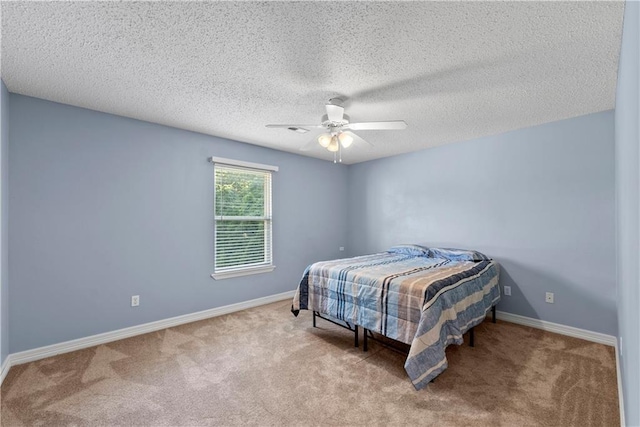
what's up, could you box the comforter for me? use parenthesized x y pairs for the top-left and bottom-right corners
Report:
(292, 245), (500, 389)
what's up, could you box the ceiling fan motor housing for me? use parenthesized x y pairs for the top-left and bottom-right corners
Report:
(322, 114), (350, 128)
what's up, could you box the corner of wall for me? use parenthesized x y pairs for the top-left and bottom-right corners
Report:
(0, 79), (10, 370)
(613, 1), (640, 425)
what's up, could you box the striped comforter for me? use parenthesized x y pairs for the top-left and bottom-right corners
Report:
(292, 246), (500, 390)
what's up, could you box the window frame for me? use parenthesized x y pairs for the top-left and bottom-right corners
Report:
(209, 157), (277, 280)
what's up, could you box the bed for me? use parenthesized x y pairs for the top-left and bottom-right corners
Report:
(291, 244), (501, 390)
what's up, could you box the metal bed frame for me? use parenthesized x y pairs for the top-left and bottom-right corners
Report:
(312, 311), (360, 347)
(312, 305), (497, 352)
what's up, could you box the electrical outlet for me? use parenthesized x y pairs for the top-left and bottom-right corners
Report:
(339, 247), (345, 251)
(503, 286), (511, 296)
(131, 295), (140, 307)
(545, 292), (554, 304)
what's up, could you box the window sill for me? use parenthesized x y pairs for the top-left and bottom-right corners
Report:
(211, 265), (276, 280)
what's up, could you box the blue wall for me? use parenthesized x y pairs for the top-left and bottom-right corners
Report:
(0, 81), (8, 366)
(614, 1), (640, 425)
(347, 111), (617, 336)
(8, 94), (349, 353)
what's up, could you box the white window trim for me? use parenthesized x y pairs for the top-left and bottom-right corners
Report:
(208, 157), (279, 172)
(210, 157), (277, 280)
(211, 265), (276, 280)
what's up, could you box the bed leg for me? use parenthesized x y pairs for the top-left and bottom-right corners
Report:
(363, 328), (368, 352)
(355, 325), (359, 348)
(492, 306), (496, 324)
(469, 327), (475, 347)
(313, 311), (316, 328)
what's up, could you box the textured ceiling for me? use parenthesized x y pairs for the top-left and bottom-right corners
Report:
(0, 1), (624, 164)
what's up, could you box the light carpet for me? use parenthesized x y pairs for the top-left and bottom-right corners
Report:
(0, 300), (619, 426)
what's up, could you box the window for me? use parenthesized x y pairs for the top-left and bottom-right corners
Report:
(210, 157), (277, 279)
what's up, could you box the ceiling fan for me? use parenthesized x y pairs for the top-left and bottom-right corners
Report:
(266, 98), (407, 163)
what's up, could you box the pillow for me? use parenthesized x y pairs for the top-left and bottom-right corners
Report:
(387, 244), (432, 257)
(428, 247), (490, 262)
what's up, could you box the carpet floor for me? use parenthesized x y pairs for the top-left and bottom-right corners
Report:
(1, 300), (619, 426)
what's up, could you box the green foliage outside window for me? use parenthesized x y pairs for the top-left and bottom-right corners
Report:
(215, 168), (265, 217)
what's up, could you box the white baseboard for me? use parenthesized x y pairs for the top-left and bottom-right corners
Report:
(0, 355), (10, 386)
(615, 340), (625, 427)
(494, 310), (617, 346)
(0, 290), (295, 386)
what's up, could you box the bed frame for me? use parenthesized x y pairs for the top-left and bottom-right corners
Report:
(312, 305), (497, 352)
(312, 311), (360, 347)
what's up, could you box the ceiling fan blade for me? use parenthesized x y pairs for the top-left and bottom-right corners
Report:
(266, 124), (324, 129)
(348, 120), (407, 130)
(343, 131), (374, 148)
(325, 104), (344, 122)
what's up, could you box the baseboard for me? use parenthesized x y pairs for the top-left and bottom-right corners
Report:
(493, 310), (617, 346)
(615, 340), (625, 427)
(1, 290), (296, 386)
(0, 355), (10, 386)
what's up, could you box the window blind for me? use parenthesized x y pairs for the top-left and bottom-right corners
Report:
(214, 163), (273, 274)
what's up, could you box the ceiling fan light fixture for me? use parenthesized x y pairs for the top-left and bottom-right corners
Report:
(327, 136), (340, 152)
(317, 133), (332, 148)
(338, 132), (353, 148)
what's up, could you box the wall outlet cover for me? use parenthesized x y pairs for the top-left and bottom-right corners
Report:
(131, 295), (140, 307)
(503, 285), (511, 296)
(545, 292), (554, 304)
